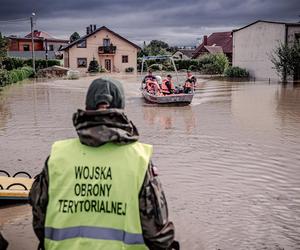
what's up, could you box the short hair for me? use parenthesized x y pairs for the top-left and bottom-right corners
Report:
(148, 69), (153, 73)
(167, 74), (172, 78)
(187, 70), (191, 73)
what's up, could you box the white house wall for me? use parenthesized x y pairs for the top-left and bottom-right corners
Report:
(233, 22), (285, 81)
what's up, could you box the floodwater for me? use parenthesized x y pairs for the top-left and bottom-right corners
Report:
(0, 74), (300, 250)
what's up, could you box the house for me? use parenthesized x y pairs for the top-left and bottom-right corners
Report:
(232, 20), (300, 81)
(60, 25), (140, 73)
(8, 30), (69, 59)
(172, 49), (195, 60)
(192, 32), (233, 62)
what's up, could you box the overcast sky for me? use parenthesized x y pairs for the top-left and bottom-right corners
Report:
(0, 0), (299, 46)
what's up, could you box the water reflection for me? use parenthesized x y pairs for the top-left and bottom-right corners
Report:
(143, 105), (196, 133)
(0, 90), (11, 133)
(275, 84), (300, 125)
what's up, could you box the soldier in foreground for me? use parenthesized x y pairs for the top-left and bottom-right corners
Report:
(29, 77), (178, 250)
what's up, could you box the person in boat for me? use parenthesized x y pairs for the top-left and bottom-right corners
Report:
(29, 77), (177, 250)
(144, 69), (162, 95)
(183, 70), (197, 94)
(161, 75), (175, 95)
(142, 69), (157, 84)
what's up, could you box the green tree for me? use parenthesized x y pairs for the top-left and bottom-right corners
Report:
(271, 41), (300, 81)
(0, 32), (8, 68)
(69, 32), (80, 43)
(88, 57), (100, 73)
(140, 40), (170, 57)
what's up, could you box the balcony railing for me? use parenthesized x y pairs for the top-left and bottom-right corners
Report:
(98, 46), (116, 54)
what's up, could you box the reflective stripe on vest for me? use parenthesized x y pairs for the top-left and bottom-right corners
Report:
(45, 139), (152, 250)
(45, 226), (144, 244)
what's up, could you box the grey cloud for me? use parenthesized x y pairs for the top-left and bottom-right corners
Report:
(0, 0), (299, 46)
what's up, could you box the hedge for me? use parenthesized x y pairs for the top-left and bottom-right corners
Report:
(1, 57), (60, 71)
(224, 66), (249, 78)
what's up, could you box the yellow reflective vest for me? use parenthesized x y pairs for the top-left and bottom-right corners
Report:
(45, 138), (152, 250)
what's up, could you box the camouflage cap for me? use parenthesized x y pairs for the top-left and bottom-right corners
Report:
(85, 77), (125, 110)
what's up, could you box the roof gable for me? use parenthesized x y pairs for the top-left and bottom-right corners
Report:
(232, 20), (300, 33)
(204, 45), (223, 54)
(61, 26), (140, 50)
(192, 31), (232, 58)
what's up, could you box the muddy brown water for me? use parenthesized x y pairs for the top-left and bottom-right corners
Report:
(0, 75), (300, 250)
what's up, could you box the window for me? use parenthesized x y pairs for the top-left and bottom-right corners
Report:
(103, 38), (110, 47)
(122, 55), (128, 63)
(23, 44), (30, 51)
(48, 45), (54, 51)
(77, 58), (87, 68)
(77, 39), (86, 48)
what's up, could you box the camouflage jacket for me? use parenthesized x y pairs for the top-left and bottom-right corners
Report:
(29, 109), (175, 250)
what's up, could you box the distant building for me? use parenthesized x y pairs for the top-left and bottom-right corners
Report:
(172, 49), (195, 60)
(233, 20), (300, 81)
(60, 25), (140, 73)
(192, 32), (233, 62)
(8, 30), (69, 59)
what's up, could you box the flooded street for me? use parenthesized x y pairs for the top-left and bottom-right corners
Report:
(1, 75), (300, 249)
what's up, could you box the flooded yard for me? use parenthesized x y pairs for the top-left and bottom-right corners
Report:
(0, 74), (300, 249)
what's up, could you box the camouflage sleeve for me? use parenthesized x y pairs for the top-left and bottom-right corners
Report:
(28, 157), (49, 250)
(139, 161), (175, 250)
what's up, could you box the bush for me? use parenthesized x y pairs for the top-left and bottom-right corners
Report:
(8, 67), (34, 83)
(224, 66), (249, 78)
(0, 66), (34, 86)
(1, 57), (25, 70)
(198, 54), (229, 74)
(137, 54), (229, 74)
(0, 69), (10, 86)
(88, 58), (100, 73)
(26, 59), (60, 71)
(175, 59), (200, 71)
(125, 67), (134, 72)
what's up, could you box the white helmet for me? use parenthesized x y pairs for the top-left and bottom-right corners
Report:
(155, 75), (162, 85)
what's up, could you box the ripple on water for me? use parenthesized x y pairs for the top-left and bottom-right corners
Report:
(0, 78), (300, 249)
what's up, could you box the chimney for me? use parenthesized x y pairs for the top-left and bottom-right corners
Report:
(93, 24), (96, 31)
(203, 35), (208, 45)
(86, 26), (90, 35)
(90, 24), (93, 33)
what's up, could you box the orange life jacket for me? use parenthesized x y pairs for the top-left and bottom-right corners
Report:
(146, 79), (161, 93)
(184, 75), (195, 88)
(184, 81), (192, 88)
(161, 79), (174, 94)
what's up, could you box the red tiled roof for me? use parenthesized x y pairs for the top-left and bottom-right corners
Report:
(25, 30), (54, 39)
(192, 31), (232, 58)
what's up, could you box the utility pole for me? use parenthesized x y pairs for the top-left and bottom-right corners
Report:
(30, 12), (36, 74)
(45, 39), (48, 67)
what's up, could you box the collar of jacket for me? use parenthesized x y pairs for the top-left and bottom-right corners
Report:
(72, 109), (139, 147)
